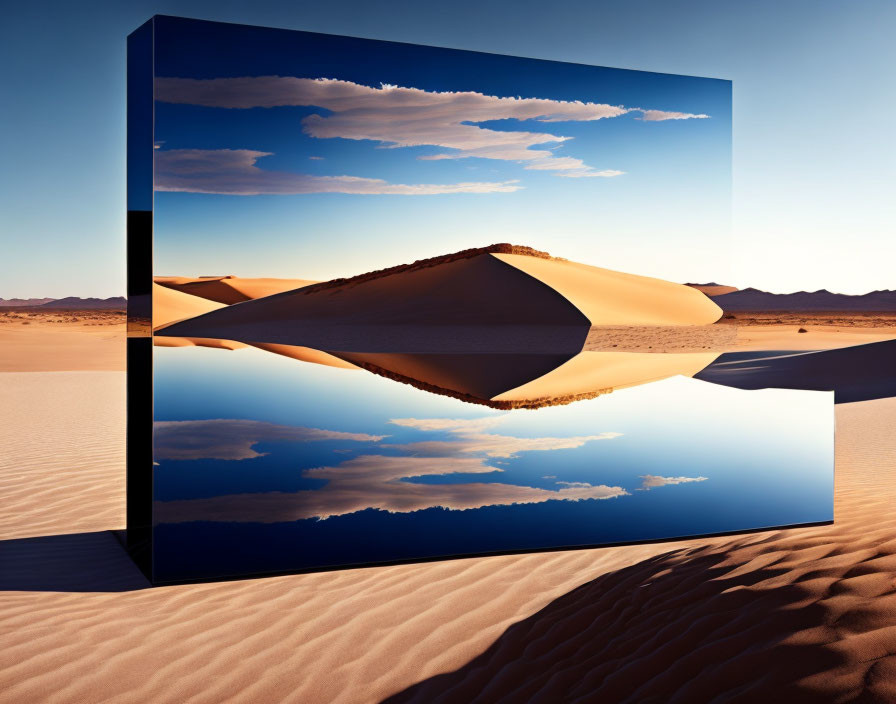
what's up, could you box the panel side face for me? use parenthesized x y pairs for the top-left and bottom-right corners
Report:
(126, 18), (154, 580)
(147, 17), (831, 584)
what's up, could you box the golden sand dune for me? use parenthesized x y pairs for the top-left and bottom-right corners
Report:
(494, 253), (722, 326)
(158, 247), (722, 358)
(1, 369), (893, 703)
(154, 275), (318, 305)
(151, 282), (247, 350)
(152, 282), (226, 329)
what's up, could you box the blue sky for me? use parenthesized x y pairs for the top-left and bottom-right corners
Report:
(149, 16), (730, 282)
(1, 1), (894, 296)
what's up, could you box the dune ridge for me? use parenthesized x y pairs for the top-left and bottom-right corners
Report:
(154, 276), (318, 305)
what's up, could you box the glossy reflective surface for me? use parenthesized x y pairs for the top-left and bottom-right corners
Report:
(151, 346), (833, 582)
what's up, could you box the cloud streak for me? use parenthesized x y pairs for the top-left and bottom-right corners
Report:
(153, 419), (385, 460)
(155, 76), (650, 178)
(154, 148), (521, 195)
(638, 474), (708, 490)
(386, 415), (621, 458)
(638, 109), (710, 122)
(153, 454), (629, 522)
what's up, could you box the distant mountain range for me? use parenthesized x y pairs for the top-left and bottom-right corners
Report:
(685, 285), (896, 312)
(38, 297), (127, 309)
(0, 298), (57, 307)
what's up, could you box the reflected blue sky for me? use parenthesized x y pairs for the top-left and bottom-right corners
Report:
(149, 17), (731, 286)
(152, 346), (833, 580)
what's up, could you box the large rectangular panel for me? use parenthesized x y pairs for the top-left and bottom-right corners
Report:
(128, 15), (832, 584)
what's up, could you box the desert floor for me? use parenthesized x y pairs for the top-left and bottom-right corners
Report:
(1, 317), (894, 702)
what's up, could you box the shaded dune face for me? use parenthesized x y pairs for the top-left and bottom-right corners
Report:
(159, 254), (594, 355)
(156, 252), (726, 405)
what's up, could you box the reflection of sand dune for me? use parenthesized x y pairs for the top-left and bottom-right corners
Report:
(155, 247), (724, 405)
(493, 351), (720, 404)
(338, 350), (719, 408)
(696, 339), (896, 403)
(154, 275), (318, 304)
(153, 454), (628, 523)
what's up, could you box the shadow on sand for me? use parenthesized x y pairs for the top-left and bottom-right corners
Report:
(695, 338), (896, 403)
(384, 534), (863, 703)
(0, 531), (150, 592)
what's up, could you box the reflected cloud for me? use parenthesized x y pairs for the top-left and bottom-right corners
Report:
(390, 416), (507, 433)
(638, 474), (708, 490)
(154, 454), (629, 523)
(385, 433), (621, 458)
(387, 415), (622, 457)
(154, 419), (385, 460)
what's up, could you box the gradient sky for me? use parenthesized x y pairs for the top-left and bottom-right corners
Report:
(150, 16), (730, 283)
(2, 0), (894, 296)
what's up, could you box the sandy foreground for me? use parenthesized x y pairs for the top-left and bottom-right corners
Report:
(1, 324), (895, 702)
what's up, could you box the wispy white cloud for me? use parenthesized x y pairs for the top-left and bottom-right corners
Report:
(155, 76), (636, 178)
(389, 416), (507, 433)
(153, 419), (384, 460)
(154, 148), (521, 195)
(385, 432), (621, 458)
(153, 454), (629, 522)
(638, 110), (710, 122)
(638, 474), (708, 490)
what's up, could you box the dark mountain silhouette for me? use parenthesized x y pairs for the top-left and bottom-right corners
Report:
(0, 298), (56, 307)
(38, 297), (127, 309)
(709, 288), (896, 312)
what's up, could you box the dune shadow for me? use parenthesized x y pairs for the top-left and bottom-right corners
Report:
(0, 531), (150, 592)
(695, 338), (896, 403)
(384, 536), (862, 703)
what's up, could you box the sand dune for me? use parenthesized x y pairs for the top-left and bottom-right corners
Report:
(152, 282), (226, 330)
(685, 282), (739, 297)
(158, 251), (721, 370)
(159, 253), (593, 354)
(154, 275), (318, 305)
(1, 368), (893, 703)
(494, 253), (722, 326)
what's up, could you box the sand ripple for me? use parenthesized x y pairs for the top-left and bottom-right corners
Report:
(1, 373), (894, 703)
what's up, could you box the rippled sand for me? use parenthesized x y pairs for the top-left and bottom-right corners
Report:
(1, 340), (894, 702)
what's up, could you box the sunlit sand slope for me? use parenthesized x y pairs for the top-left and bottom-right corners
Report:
(494, 253), (723, 326)
(154, 276), (318, 305)
(158, 250), (721, 356)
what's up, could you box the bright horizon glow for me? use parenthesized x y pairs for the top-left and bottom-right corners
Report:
(1, 1), (894, 297)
